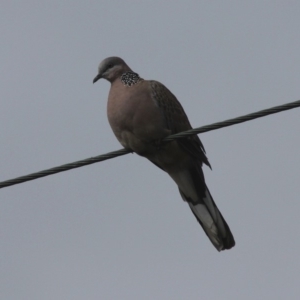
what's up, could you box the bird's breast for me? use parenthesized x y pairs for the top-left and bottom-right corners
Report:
(107, 81), (169, 153)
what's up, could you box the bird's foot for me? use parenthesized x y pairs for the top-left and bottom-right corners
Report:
(152, 139), (165, 151)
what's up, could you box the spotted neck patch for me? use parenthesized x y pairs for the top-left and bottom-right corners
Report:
(120, 71), (142, 87)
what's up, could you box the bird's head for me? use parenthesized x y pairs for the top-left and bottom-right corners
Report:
(93, 56), (131, 84)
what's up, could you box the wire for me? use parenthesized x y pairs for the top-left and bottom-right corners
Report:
(0, 99), (299, 189)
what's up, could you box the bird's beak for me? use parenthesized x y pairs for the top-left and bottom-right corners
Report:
(93, 73), (102, 84)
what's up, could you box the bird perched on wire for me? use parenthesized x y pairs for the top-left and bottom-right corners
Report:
(93, 57), (235, 251)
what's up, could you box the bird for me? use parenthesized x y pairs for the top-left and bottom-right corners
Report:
(93, 56), (235, 251)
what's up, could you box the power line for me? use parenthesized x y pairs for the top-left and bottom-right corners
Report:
(1, 99), (299, 189)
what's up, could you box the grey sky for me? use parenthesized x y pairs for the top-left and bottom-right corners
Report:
(1, 1), (300, 299)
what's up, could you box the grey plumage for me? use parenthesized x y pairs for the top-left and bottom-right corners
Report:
(93, 56), (235, 251)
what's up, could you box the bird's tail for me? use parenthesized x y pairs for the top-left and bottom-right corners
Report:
(175, 164), (235, 251)
(180, 185), (235, 251)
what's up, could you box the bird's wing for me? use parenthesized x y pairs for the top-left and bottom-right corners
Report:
(150, 80), (211, 168)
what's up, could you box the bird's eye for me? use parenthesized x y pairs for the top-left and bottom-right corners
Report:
(107, 64), (113, 69)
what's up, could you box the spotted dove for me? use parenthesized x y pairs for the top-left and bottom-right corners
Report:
(93, 57), (235, 251)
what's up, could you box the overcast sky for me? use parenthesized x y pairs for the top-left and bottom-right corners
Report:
(1, 1), (300, 299)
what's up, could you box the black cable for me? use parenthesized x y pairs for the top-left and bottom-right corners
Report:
(1, 99), (299, 189)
